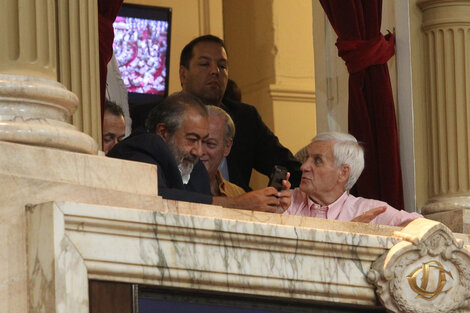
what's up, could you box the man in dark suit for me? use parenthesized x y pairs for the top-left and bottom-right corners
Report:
(109, 91), (291, 212)
(179, 35), (301, 191)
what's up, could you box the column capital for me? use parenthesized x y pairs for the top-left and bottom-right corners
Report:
(418, 0), (470, 30)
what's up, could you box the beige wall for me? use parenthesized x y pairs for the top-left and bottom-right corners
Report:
(223, 0), (276, 126)
(124, 0), (223, 94)
(223, 0), (316, 153)
(409, 0), (428, 209)
(270, 0), (317, 153)
(312, 1), (349, 133)
(223, 0), (316, 188)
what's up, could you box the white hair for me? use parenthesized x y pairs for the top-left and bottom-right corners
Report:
(206, 105), (235, 145)
(312, 132), (364, 190)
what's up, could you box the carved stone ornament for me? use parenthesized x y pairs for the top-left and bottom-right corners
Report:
(367, 218), (470, 313)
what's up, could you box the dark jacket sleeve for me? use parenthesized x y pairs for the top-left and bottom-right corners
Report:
(108, 132), (212, 205)
(158, 187), (212, 204)
(222, 99), (301, 191)
(249, 105), (302, 186)
(155, 163), (212, 204)
(158, 160), (212, 204)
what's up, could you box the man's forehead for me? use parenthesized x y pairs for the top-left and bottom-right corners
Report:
(209, 115), (226, 137)
(209, 115), (225, 131)
(192, 42), (227, 60)
(180, 111), (209, 132)
(308, 140), (334, 156)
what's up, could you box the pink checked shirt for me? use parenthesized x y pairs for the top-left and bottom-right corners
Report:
(284, 188), (422, 226)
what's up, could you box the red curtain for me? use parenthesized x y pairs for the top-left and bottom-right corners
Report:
(319, 0), (404, 210)
(98, 0), (124, 120)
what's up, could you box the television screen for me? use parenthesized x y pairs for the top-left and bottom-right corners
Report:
(113, 4), (172, 130)
(113, 16), (168, 95)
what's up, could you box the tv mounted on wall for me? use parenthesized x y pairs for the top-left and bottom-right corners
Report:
(113, 3), (172, 129)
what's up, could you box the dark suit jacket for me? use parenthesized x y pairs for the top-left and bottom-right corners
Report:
(221, 98), (302, 191)
(108, 132), (212, 204)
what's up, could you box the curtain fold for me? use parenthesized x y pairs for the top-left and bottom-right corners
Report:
(98, 0), (124, 121)
(319, 0), (404, 210)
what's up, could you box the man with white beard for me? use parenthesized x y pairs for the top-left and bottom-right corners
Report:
(109, 91), (291, 211)
(108, 91), (213, 203)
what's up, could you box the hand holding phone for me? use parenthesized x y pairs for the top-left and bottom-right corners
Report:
(268, 165), (288, 191)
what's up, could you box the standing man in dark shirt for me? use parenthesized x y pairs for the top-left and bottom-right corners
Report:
(179, 35), (301, 191)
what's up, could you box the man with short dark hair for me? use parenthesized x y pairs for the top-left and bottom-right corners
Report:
(179, 35), (301, 191)
(103, 100), (126, 155)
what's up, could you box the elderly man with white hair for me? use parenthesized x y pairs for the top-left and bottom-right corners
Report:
(285, 132), (421, 226)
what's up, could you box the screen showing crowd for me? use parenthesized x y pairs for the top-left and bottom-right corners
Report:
(113, 16), (168, 95)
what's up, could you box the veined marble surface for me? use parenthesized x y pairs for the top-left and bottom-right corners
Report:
(25, 200), (470, 313)
(422, 196), (470, 234)
(0, 141), (162, 313)
(4, 140), (470, 313)
(28, 201), (397, 313)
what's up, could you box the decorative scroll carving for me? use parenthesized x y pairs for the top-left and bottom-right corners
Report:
(367, 218), (470, 313)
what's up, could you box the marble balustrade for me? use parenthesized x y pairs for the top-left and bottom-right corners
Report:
(27, 199), (470, 313)
(1, 138), (470, 313)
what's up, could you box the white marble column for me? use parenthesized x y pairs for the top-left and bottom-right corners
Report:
(419, 0), (470, 230)
(57, 0), (102, 144)
(0, 0), (97, 154)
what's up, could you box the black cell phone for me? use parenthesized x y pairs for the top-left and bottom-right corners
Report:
(268, 165), (288, 191)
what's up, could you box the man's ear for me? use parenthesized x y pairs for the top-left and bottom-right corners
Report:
(156, 123), (169, 141)
(338, 164), (350, 184)
(179, 65), (186, 88)
(223, 140), (233, 157)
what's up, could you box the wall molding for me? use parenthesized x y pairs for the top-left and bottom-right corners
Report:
(269, 84), (316, 103)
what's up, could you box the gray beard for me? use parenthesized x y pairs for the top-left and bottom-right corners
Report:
(178, 162), (194, 184)
(167, 136), (197, 184)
